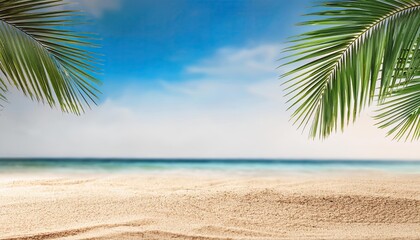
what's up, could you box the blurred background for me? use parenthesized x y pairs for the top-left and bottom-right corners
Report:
(0, 0), (418, 160)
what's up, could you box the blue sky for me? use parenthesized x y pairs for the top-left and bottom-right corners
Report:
(95, 0), (308, 93)
(0, 0), (418, 160)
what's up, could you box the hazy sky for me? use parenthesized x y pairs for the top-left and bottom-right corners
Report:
(0, 0), (418, 160)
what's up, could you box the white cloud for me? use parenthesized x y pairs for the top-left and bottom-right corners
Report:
(68, 0), (121, 18)
(186, 44), (282, 80)
(158, 44), (285, 109)
(0, 44), (418, 160)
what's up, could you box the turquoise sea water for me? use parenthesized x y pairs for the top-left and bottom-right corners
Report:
(0, 159), (419, 174)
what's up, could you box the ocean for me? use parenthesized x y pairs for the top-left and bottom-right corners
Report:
(0, 159), (419, 174)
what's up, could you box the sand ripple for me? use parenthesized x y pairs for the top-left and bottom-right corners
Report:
(0, 173), (419, 239)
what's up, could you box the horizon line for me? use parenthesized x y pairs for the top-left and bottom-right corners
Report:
(0, 158), (419, 163)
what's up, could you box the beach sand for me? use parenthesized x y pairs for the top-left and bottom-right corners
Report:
(0, 170), (419, 240)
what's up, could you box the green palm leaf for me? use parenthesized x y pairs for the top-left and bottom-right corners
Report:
(376, 78), (420, 141)
(282, 0), (420, 140)
(0, 0), (101, 114)
(376, 39), (420, 141)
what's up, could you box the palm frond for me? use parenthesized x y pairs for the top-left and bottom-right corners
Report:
(282, 0), (420, 139)
(376, 41), (420, 141)
(0, 0), (101, 114)
(376, 77), (420, 141)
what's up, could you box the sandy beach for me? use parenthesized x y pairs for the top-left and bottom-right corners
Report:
(0, 170), (419, 240)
